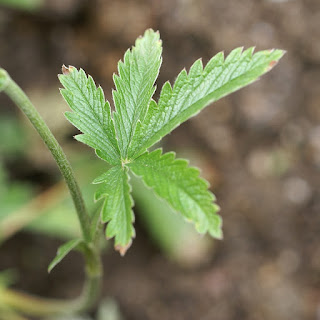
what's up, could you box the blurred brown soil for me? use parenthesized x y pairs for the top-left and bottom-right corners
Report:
(0, 0), (319, 319)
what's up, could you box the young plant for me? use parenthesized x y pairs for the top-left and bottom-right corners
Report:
(0, 29), (284, 317)
(58, 29), (284, 254)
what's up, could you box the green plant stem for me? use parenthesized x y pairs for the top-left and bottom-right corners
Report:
(0, 68), (103, 315)
(0, 277), (100, 317)
(0, 288), (71, 316)
(0, 246), (102, 317)
(0, 69), (91, 242)
(0, 245), (102, 317)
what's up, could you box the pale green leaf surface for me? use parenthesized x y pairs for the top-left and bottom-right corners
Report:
(132, 175), (213, 264)
(94, 166), (135, 253)
(48, 238), (82, 273)
(128, 48), (285, 158)
(59, 67), (120, 165)
(112, 29), (162, 157)
(129, 149), (222, 239)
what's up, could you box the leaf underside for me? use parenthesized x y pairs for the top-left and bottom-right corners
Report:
(59, 28), (284, 253)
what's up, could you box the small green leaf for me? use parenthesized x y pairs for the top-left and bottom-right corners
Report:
(59, 66), (120, 165)
(128, 48), (285, 158)
(129, 149), (222, 239)
(112, 29), (162, 158)
(48, 238), (83, 273)
(94, 166), (135, 255)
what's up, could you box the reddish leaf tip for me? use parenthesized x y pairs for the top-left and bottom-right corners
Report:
(62, 65), (75, 75)
(115, 241), (132, 256)
(267, 60), (278, 70)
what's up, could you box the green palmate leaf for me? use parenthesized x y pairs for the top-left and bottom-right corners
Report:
(57, 29), (284, 254)
(48, 238), (83, 273)
(128, 47), (285, 158)
(59, 66), (120, 165)
(94, 166), (134, 255)
(129, 149), (222, 239)
(112, 29), (162, 158)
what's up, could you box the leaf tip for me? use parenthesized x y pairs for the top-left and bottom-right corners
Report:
(115, 240), (132, 256)
(214, 230), (224, 240)
(266, 50), (285, 71)
(268, 60), (278, 70)
(61, 65), (75, 75)
(47, 259), (58, 273)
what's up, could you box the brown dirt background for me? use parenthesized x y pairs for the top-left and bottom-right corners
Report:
(0, 0), (319, 319)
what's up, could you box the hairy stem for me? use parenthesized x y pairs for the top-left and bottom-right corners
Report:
(0, 68), (91, 242)
(0, 68), (103, 315)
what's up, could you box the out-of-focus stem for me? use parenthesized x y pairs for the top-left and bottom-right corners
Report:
(0, 68), (91, 242)
(0, 68), (103, 316)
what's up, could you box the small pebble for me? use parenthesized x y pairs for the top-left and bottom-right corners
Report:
(283, 176), (312, 205)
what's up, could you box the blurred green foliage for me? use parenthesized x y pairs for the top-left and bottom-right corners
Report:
(0, 164), (33, 222)
(0, 117), (27, 157)
(0, 0), (43, 11)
